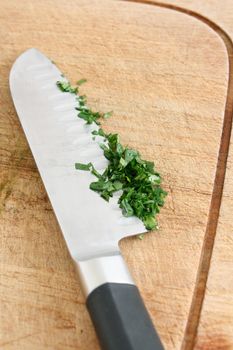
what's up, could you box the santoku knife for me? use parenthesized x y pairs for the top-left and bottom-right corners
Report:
(10, 48), (164, 350)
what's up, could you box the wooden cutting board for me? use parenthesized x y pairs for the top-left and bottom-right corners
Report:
(0, 0), (233, 349)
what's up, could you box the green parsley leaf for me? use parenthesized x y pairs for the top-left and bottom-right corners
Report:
(77, 78), (87, 86)
(92, 128), (106, 138)
(75, 162), (92, 171)
(103, 111), (113, 119)
(120, 199), (134, 217)
(143, 216), (157, 230)
(56, 80), (77, 94)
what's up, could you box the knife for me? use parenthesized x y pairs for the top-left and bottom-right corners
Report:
(9, 48), (164, 350)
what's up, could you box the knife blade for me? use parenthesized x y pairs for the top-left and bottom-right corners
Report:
(10, 48), (164, 350)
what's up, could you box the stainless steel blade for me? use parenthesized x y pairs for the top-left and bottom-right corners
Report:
(10, 48), (146, 260)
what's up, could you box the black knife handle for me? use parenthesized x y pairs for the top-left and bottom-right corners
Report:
(87, 282), (164, 350)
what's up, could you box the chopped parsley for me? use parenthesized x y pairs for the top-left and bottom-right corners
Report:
(75, 162), (92, 171)
(57, 78), (167, 231)
(77, 78), (87, 86)
(56, 80), (78, 94)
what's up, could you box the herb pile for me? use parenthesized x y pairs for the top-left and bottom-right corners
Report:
(57, 79), (167, 231)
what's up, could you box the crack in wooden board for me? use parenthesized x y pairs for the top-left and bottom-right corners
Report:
(124, 1), (233, 348)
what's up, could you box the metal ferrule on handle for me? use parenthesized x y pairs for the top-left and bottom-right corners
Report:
(76, 253), (134, 297)
(75, 253), (164, 350)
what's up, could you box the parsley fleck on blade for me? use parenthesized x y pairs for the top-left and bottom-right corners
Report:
(75, 162), (92, 171)
(56, 80), (78, 94)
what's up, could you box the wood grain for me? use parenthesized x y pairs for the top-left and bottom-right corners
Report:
(131, 1), (233, 348)
(0, 0), (230, 349)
